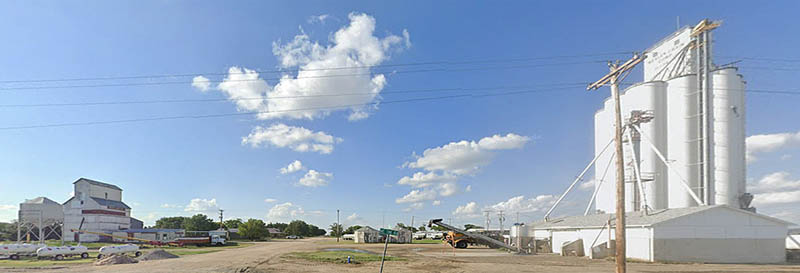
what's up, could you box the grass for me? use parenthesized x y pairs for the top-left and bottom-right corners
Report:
(0, 252), (99, 268)
(319, 239), (356, 245)
(285, 251), (405, 264)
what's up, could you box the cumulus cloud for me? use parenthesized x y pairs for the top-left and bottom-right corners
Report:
(579, 179), (595, 191)
(395, 189), (437, 204)
(191, 76), (211, 92)
(264, 198), (278, 203)
(432, 200), (441, 206)
(242, 123), (342, 154)
(160, 203), (181, 209)
(267, 202), (306, 220)
(452, 202), (480, 218)
(487, 195), (556, 213)
(750, 172), (800, 206)
(396, 133), (530, 203)
(184, 198), (218, 212)
(298, 169), (333, 187)
(746, 131), (800, 162)
(307, 14), (330, 24)
(404, 133), (530, 175)
(346, 213), (362, 222)
(280, 160), (305, 174)
(200, 13), (409, 122)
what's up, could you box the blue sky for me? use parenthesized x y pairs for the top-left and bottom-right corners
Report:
(1, 1), (799, 229)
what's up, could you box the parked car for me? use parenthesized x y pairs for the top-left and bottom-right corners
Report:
(285, 235), (301, 239)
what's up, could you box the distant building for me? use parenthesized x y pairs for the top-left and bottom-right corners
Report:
(63, 178), (131, 242)
(112, 228), (184, 243)
(130, 217), (144, 230)
(353, 226), (380, 243)
(266, 228), (285, 238)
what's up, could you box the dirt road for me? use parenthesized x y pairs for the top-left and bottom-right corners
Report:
(5, 238), (800, 273)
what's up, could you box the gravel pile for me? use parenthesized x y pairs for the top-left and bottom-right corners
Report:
(94, 254), (139, 266)
(139, 249), (180, 261)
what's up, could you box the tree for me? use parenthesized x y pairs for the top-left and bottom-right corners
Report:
(238, 219), (269, 241)
(417, 226), (426, 232)
(183, 214), (218, 231)
(155, 216), (188, 229)
(224, 218), (244, 229)
(344, 225), (362, 234)
(285, 220), (309, 236)
(464, 224), (483, 230)
(309, 224), (326, 236)
(266, 222), (288, 232)
(0, 221), (18, 241)
(329, 223), (344, 237)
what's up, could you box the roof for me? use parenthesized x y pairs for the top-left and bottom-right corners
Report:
(91, 197), (131, 210)
(121, 228), (184, 233)
(266, 228), (284, 234)
(355, 226), (378, 233)
(73, 178), (122, 191)
(22, 197), (60, 205)
(532, 205), (791, 230)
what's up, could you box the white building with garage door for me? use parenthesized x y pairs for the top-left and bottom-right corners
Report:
(530, 205), (789, 263)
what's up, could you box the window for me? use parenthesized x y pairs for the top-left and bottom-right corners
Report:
(105, 192), (108, 199)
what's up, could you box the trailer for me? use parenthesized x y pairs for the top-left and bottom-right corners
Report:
(0, 243), (47, 260)
(36, 245), (89, 260)
(171, 234), (226, 246)
(97, 244), (141, 259)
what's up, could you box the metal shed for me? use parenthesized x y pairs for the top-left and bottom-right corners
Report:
(353, 226), (381, 243)
(530, 205), (789, 263)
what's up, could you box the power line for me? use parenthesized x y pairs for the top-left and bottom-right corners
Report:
(0, 60), (607, 92)
(0, 88), (564, 131)
(0, 52), (632, 84)
(0, 83), (588, 108)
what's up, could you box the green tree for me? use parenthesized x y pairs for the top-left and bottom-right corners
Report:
(329, 223), (344, 237)
(266, 222), (288, 232)
(182, 214), (218, 231)
(0, 221), (18, 241)
(224, 218), (244, 229)
(417, 226), (426, 232)
(155, 216), (188, 229)
(285, 220), (309, 236)
(308, 224), (326, 236)
(344, 225), (362, 234)
(464, 224), (483, 230)
(238, 219), (269, 241)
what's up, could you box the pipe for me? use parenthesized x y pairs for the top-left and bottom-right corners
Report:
(585, 152), (615, 216)
(625, 128), (649, 214)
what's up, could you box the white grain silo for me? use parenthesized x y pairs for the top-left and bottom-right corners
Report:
(18, 197), (64, 243)
(665, 74), (702, 208)
(712, 67), (747, 208)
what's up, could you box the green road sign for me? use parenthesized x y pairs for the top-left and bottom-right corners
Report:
(379, 228), (398, 236)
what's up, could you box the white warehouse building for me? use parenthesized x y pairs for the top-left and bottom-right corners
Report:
(63, 178), (132, 242)
(528, 22), (792, 264)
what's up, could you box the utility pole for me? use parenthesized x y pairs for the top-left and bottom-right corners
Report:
(498, 210), (505, 235)
(483, 210), (491, 230)
(411, 216), (414, 230)
(588, 53), (644, 273)
(336, 209), (340, 242)
(218, 209), (224, 230)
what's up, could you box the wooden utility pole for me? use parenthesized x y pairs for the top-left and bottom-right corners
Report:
(588, 53), (644, 273)
(336, 209), (340, 242)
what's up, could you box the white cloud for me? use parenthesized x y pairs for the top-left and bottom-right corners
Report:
(750, 172), (800, 206)
(409, 202), (424, 210)
(397, 172), (456, 188)
(191, 76), (211, 92)
(242, 123), (342, 154)
(298, 169), (332, 187)
(203, 13), (409, 122)
(405, 133), (530, 175)
(465, 185), (472, 192)
(184, 198), (218, 212)
(307, 14), (330, 24)
(432, 200), (441, 206)
(395, 189), (437, 204)
(264, 198), (278, 203)
(579, 179), (595, 191)
(746, 131), (800, 162)
(160, 203), (182, 209)
(452, 202), (481, 218)
(396, 133), (530, 202)
(267, 202), (306, 220)
(280, 160), (305, 174)
(0, 205), (15, 211)
(487, 195), (556, 213)
(346, 213), (362, 222)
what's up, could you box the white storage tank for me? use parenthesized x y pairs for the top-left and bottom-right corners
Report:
(36, 245), (89, 259)
(712, 68), (747, 207)
(666, 74), (701, 208)
(98, 244), (141, 259)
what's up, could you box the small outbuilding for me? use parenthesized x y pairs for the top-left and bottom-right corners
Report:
(112, 228), (185, 243)
(529, 205), (790, 264)
(353, 226), (381, 243)
(388, 225), (412, 243)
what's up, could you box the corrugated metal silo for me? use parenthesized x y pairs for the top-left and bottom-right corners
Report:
(712, 68), (747, 207)
(666, 75), (701, 208)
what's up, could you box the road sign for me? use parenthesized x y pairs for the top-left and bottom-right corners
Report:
(379, 228), (398, 236)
